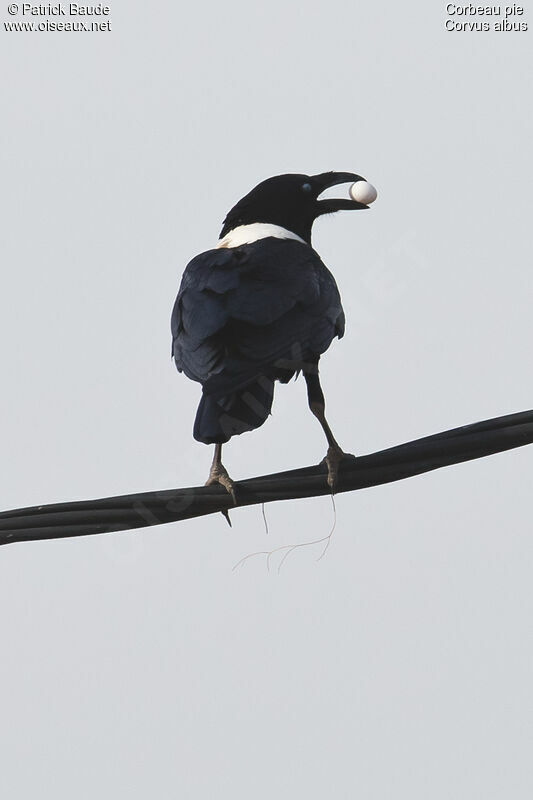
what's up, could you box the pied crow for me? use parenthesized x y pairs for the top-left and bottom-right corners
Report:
(171, 171), (370, 500)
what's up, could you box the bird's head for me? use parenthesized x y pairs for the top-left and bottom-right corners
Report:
(219, 172), (370, 245)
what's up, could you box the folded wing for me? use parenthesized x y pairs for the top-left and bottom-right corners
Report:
(171, 238), (345, 442)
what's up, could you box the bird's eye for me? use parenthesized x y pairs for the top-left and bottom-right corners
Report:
(301, 183), (312, 193)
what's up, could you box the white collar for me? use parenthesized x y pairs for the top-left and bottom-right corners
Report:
(217, 223), (307, 249)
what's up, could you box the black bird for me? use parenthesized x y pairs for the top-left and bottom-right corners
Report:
(171, 171), (370, 500)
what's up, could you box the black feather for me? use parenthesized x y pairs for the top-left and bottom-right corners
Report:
(171, 238), (345, 443)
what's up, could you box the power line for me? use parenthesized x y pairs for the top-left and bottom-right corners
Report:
(1, 409), (531, 547)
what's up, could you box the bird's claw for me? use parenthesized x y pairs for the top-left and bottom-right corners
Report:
(205, 466), (237, 508)
(321, 446), (356, 493)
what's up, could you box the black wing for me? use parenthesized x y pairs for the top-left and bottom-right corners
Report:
(171, 238), (345, 397)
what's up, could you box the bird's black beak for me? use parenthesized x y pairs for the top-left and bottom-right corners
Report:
(312, 171), (369, 214)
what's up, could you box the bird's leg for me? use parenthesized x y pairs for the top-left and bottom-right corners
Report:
(205, 443), (237, 506)
(304, 363), (355, 492)
(312, 404), (349, 492)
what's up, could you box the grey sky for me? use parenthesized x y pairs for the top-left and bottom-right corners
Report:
(1, 1), (532, 797)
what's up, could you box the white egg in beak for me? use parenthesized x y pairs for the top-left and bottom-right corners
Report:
(349, 181), (378, 205)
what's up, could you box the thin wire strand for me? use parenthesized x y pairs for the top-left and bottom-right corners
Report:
(317, 495), (337, 561)
(232, 492), (339, 572)
(261, 502), (269, 535)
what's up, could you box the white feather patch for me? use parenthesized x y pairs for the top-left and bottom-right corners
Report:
(217, 223), (306, 249)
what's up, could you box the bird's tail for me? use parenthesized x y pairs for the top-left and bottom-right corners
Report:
(193, 376), (275, 444)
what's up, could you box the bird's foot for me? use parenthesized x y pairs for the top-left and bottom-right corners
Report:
(205, 464), (237, 526)
(320, 446), (357, 493)
(205, 465), (236, 502)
